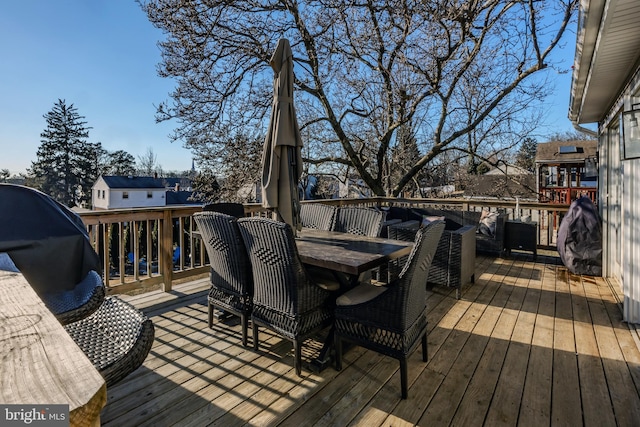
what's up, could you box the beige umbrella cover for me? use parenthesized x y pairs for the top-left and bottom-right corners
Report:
(261, 38), (304, 232)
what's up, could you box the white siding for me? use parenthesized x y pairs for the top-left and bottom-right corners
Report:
(623, 156), (640, 322)
(107, 189), (166, 209)
(622, 88), (640, 323)
(602, 79), (640, 324)
(92, 178), (110, 210)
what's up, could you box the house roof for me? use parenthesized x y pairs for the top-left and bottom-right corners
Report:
(99, 176), (192, 190)
(166, 191), (201, 205)
(570, 0), (640, 124)
(484, 165), (532, 176)
(100, 176), (166, 189)
(535, 140), (597, 164)
(463, 174), (537, 200)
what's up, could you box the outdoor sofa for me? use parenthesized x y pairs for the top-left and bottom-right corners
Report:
(381, 206), (507, 298)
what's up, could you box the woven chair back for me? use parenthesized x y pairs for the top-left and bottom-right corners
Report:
(299, 203), (337, 230)
(193, 212), (252, 298)
(237, 217), (324, 315)
(333, 206), (385, 237)
(397, 220), (445, 325)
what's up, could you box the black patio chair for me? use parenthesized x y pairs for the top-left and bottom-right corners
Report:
(237, 217), (334, 376)
(193, 211), (253, 346)
(202, 202), (246, 218)
(64, 296), (155, 387)
(300, 203), (337, 230)
(332, 206), (385, 237)
(333, 220), (445, 399)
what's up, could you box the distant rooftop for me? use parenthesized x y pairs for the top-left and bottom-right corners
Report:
(100, 176), (191, 190)
(535, 140), (597, 164)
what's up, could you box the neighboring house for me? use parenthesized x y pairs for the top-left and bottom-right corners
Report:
(535, 140), (598, 204)
(92, 176), (198, 210)
(569, 0), (640, 324)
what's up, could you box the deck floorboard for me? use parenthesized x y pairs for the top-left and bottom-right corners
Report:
(101, 254), (640, 426)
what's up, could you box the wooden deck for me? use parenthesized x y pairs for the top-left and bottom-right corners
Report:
(102, 254), (640, 426)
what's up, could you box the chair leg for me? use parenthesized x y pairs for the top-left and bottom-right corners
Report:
(241, 314), (249, 347)
(294, 340), (302, 376)
(335, 335), (343, 371)
(422, 333), (428, 362)
(456, 286), (461, 300)
(400, 358), (408, 399)
(208, 302), (213, 328)
(253, 323), (259, 351)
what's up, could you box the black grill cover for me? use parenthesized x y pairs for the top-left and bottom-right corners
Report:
(557, 196), (602, 276)
(0, 184), (101, 294)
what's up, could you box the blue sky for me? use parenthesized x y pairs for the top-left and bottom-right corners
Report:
(1, 1), (581, 176)
(0, 1), (191, 175)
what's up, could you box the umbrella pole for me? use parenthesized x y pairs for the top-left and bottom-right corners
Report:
(288, 146), (301, 235)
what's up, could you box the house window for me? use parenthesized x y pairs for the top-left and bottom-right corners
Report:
(101, 190), (106, 199)
(147, 191), (153, 198)
(122, 191), (129, 199)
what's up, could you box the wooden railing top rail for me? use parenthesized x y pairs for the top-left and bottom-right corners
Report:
(79, 205), (205, 225)
(294, 197), (571, 213)
(79, 197), (571, 224)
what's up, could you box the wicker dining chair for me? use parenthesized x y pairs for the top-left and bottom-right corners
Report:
(193, 211), (253, 346)
(46, 270), (106, 325)
(300, 203), (337, 230)
(333, 220), (445, 399)
(237, 217), (334, 376)
(64, 296), (155, 387)
(332, 206), (385, 237)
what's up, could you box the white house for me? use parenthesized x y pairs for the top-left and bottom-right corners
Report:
(569, 0), (640, 324)
(92, 176), (168, 210)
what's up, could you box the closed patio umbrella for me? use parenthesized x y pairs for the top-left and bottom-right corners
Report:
(261, 38), (303, 234)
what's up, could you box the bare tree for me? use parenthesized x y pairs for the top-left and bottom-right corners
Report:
(195, 130), (264, 202)
(137, 147), (161, 176)
(140, 0), (578, 196)
(546, 130), (595, 142)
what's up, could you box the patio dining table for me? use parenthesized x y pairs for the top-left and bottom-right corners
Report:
(0, 264), (106, 427)
(295, 228), (414, 281)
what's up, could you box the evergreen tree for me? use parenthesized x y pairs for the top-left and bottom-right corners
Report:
(515, 137), (538, 172)
(30, 99), (93, 207)
(102, 150), (137, 176)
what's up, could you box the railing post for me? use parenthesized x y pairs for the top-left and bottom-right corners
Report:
(162, 208), (174, 291)
(102, 224), (110, 289)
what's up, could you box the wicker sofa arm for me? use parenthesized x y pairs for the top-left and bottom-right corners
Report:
(452, 225), (477, 291)
(428, 225), (476, 293)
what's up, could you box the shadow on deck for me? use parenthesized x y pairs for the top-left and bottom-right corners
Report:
(103, 253), (640, 426)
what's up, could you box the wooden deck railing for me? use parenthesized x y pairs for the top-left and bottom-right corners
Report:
(78, 198), (569, 295)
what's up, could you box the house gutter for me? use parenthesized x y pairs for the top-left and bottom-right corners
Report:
(573, 122), (598, 138)
(569, 0), (606, 138)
